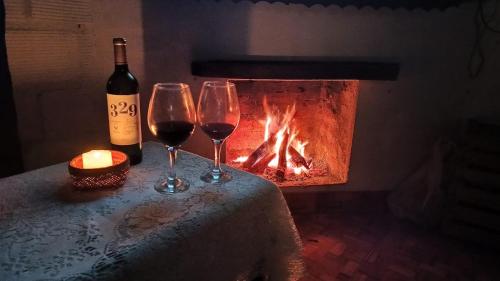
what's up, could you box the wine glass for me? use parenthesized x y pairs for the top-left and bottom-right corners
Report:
(197, 81), (240, 184)
(148, 83), (196, 193)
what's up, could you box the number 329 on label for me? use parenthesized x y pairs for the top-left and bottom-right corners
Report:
(110, 101), (138, 117)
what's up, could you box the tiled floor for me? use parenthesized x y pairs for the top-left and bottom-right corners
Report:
(293, 210), (500, 281)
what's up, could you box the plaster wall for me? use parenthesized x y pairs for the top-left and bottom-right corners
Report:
(6, 0), (499, 190)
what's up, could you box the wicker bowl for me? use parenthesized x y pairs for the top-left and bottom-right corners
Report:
(68, 150), (130, 190)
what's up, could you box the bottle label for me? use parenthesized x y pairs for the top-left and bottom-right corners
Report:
(107, 93), (141, 145)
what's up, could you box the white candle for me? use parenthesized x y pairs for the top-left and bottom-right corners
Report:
(82, 150), (113, 169)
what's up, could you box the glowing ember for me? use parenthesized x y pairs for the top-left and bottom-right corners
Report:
(235, 96), (311, 180)
(233, 156), (248, 163)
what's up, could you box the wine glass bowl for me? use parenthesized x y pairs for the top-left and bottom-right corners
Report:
(148, 83), (196, 193)
(197, 81), (240, 184)
(200, 123), (236, 140)
(150, 121), (195, 148)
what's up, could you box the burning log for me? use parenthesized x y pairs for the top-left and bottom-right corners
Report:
(242, 133), (278, 169)
(276, 131), (290, 181)
(288, 146), (310, 169)
(249, 153), (276, 173)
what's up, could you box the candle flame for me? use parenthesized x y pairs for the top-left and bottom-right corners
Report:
(82, 150), (113, 169)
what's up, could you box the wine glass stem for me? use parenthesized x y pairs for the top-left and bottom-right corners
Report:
(167, 146), (177, 192)
(212, 139), (223, 180)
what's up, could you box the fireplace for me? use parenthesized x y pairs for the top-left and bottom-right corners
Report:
(192, 58), (399, 187)
(226, 80), (359, 187)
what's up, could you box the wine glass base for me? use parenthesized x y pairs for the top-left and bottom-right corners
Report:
(200, 172), (232, 184)
(154, 178), (189, 193)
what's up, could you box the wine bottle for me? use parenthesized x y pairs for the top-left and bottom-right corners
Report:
(106, 37), (142, 164)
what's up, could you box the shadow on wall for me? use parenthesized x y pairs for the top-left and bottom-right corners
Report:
(141, 0), (250, 158)
(0, 0), (23, 177)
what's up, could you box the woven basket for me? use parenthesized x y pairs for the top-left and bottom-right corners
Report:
(68, 150), (130, 190)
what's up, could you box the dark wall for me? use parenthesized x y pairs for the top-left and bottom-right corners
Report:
(141, 0), (251, 149)
(0, 0), (22, 177)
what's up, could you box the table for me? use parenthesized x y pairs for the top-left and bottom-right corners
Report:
(0, 142), (303, 281)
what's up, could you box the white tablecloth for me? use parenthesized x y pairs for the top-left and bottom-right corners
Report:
(0, 142), (303, 281)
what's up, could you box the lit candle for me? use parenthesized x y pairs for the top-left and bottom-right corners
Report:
(82, 150), (113, 169)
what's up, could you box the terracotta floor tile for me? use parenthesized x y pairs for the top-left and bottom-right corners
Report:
(294, 210), (499, 281)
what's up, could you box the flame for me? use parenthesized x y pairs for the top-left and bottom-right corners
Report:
(236, 95), (310, 178)
(264, 116), (272, 141)
(291, 140), (309, 175)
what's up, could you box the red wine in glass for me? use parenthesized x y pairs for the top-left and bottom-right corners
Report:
(148, 83), (196, 193)
(197, 81), (240, 184)
(153, 121), (195, 147)
(200, 122), (236, 140)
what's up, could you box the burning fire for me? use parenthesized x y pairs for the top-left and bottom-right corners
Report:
(233, 96), (311, 179)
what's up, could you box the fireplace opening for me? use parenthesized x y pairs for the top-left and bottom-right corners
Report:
(226, 79), (359, 187)
(192, 57), (399, 187)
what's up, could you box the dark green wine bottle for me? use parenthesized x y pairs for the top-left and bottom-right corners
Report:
(106, 38), (142, 165)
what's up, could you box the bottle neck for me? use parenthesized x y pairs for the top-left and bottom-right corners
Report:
(113, 43), (128, 67)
